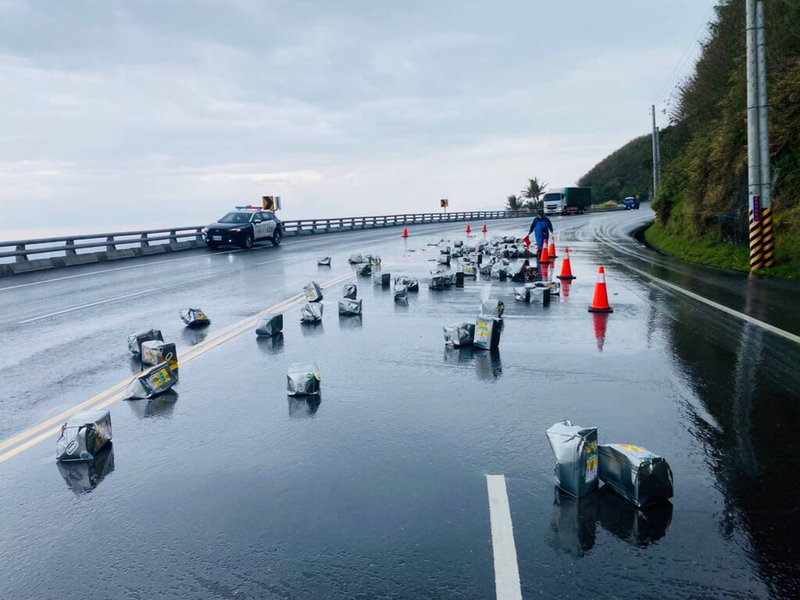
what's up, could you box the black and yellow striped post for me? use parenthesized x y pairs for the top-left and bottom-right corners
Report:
(750, 203), (764, 271)
(749, 198), (774, 271)
(761, 206), (775, 268)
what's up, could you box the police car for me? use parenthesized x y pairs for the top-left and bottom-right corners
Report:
(204, 207), (283, 249)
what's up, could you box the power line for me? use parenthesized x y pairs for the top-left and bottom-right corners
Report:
(654, 0), (718, 117)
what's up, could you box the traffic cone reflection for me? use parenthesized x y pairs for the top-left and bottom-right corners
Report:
(588, 266), (613, 313)
(549, 239), (558, 259)
(561, 280), (572, 298)
(557, 247), (576, 280)
(539, 260), (549, 281)
(593, 312), (609, 352)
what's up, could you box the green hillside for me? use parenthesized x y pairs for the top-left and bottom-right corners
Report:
(580, 0), (800, 278)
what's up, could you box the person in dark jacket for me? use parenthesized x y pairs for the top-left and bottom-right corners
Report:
(526, 210), (554, 255)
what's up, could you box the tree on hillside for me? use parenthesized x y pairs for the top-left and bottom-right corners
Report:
(506, 194), (523, 211)
(520, 177), (548, 210)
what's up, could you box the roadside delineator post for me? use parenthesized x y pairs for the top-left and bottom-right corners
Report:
(588, 266), (613, 313)
(557, 247), (576, 280)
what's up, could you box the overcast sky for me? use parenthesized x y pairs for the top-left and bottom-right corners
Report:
(0, 0), (715, 238)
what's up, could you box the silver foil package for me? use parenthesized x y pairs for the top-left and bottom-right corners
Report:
(303, 281), (324, 302)
(180, 308), (210, 327)
(443, 322), (475, 347)
(474, 315), (501, 350)
(255, 313), (283, 336)
(372, 272), (390, 286)
(342, 283), (358, 299)
(140, 340), (178, 370)
(300, 302), (323, 323)
(598, 444), (674, 507)
(545, 420), (599, 498)
(55, 410), (113, 461)
(287, 362), (321, 396)
(317, 256), (331, 266)
(394, 285), (408, 301)
(126, 362), (178, 399)
(338, 298), (363, 315)
(127, 329), (163, 356)
(356, 263), (372, 277)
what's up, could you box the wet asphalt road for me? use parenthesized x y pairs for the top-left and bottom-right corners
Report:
(1, 207), (799, 600)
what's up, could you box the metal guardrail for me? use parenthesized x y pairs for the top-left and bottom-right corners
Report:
(0, 207), (621, 276)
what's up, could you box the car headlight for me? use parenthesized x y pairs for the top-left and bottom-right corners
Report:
(230, 228), (242, 232)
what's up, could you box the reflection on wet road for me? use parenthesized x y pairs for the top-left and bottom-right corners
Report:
(1, 209), (799, 599)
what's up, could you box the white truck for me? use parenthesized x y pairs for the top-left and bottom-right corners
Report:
(542, 187), (592, 215)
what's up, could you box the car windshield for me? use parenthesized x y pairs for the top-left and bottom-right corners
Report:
(218, 212), (252, 224)
(543, 193), (562, 202)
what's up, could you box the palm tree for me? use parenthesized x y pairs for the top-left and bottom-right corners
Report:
(520, 177), (548, 211)
(506, 194), (522, 211)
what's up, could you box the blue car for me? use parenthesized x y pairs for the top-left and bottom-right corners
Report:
(623, 196), (640, 210)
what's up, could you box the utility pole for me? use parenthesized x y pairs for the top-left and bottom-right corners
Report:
(651, 105), (660, 199)
(746, 0), (773, 271)
(756, 1), (774, 267)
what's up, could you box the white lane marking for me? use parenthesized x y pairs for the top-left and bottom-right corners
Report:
(486, 474), (523, 600)
(596, 232), (800, 345)
(17, 288), (157, 324)
(0, 248), (248, 292)
(623, 263), (800, 345)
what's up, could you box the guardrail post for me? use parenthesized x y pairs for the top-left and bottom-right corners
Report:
(195, 228), (204, 242)
(325, 219), (331, 232)
(169, 229), (178, 248)
(106, 236), (116, 251)
(140, 233), (149, 248)
(15, 244), (28, 263)
(65, 239), (76, 256)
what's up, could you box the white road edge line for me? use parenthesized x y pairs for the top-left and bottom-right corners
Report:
(17, 288), (157, 324)
(597, 233), (800, 346)
(486, 474), (523, 600)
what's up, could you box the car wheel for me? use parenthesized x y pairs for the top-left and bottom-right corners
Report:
(241, 234), (254, 249)
(207, 242), (218, 250)
(272, 228), (282, 246)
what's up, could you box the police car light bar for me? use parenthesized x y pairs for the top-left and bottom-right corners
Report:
(234, 205), (261, 210)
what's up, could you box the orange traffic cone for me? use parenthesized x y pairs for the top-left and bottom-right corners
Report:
(466, 223), (471, 234)
(482, 222), (487, 233)
(588, 266), (613, 313)
(549, 239), (558, 259)
(593, 312), (609, 352)
(402, 226), (409, 238)
(539, 244), (550, 264)
(557, 247), (576, 280)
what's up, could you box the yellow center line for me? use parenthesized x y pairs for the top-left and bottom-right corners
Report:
(0, 273), (354, 464)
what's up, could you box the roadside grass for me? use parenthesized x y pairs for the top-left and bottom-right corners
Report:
(644, 222), (800, 279)
(595, 200), (620, 209)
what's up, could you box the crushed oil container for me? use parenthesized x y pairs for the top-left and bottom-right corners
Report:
(140, 340), (178, 370)
(338, 298), (362, 315)
(128, 329), (163, 356)
(443, 322), (475, 347)
(55, 410), (112, 461)
(598, 444), (674, 507)
(546, 420), (599, 498)
(474, 315), (501, 350)
(180, 308), (210, 327)
(300, 302), (323, 323)
(126, 362), (178, 399)
(287, 362), (321, 396)
(255, 313), (283, 336)
(303, 281), (323, 302)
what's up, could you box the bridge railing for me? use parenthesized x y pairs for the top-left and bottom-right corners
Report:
(1, 207), (625, 276)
